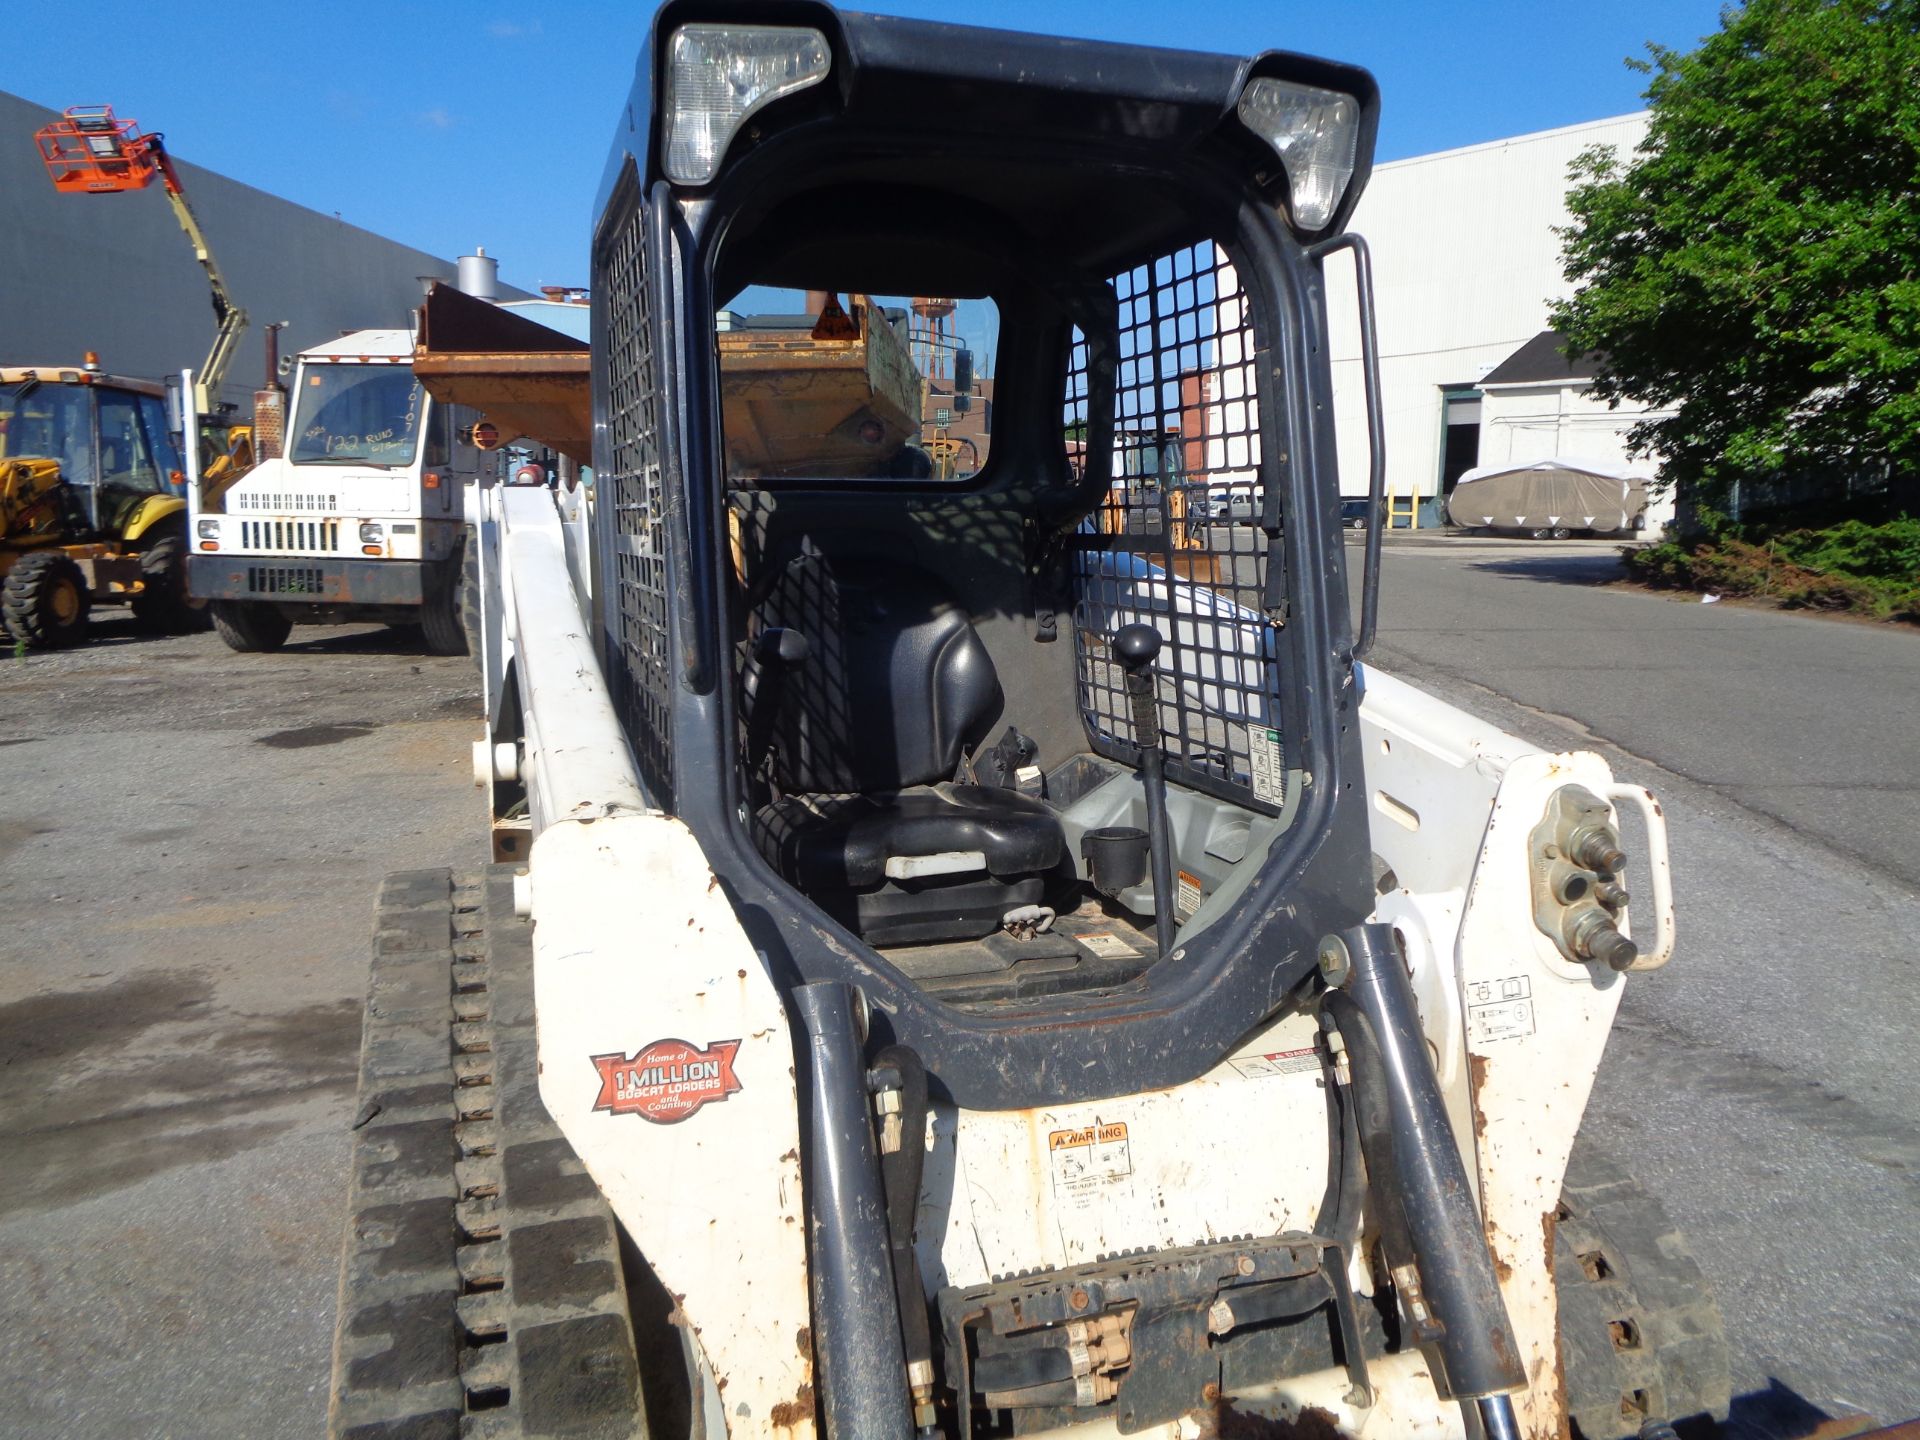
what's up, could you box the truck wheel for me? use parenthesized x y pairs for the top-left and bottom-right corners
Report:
(420, 533), (471, 657)
(329, 868), (660, 1440)
(210, 601), (293, 653)
(131, 526), (199, 633)
(3, 551), (90, 649)
(458, 527), (483, 665)
(1556, 1148), (1732, 1439)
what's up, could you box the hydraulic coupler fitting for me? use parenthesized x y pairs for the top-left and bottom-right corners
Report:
(1530, 786), (1638, 971)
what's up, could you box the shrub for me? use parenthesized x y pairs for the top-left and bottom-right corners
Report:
(1624, 521), (1920, 622)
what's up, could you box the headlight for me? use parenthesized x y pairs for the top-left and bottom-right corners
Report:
(359, 522), (385, 544)
(195, 518), (220, 539)
(662, 24), (831, 185)
(1237, 78), (1361, 231)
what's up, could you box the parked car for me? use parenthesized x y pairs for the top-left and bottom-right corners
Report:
(1340, 496), (1379, 529)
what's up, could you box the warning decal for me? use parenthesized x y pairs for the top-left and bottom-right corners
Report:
(1466, 975), (1536, 1045)
(1176, 870), (1204, 921)
(1048, 1121), (1133, 1197)
(1076, 931), (1139, 960)
(1229, 1046), (1322, 1080)
(590, 1038), (742, 1123)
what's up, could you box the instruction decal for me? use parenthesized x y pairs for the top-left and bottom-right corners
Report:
(1049, 1121), (1133, 1198)
(1465, 976), (1536, 1045)
(1248, 726), (1286, 807)
(1076, 931), (1139, 960)
(1229, 1046), (1321, 1080)
(591, 1038), (742, 1123)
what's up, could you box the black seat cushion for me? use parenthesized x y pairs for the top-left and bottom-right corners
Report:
(756, 783), (1066, 891)
(751, 553), (1003, 794)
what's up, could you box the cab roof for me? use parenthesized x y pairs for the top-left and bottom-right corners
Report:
(0, 365), (165, 396)
(301, 329), (415, 362)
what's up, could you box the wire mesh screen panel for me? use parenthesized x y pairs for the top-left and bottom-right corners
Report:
(1067, 241), (1287, 815)
(597, 185), (675, 807)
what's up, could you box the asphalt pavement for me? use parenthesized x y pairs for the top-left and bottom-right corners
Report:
(0, 616), (485, 1440)
(1364, 532), (1920, 1428)
(1, 541), (1913, 1436)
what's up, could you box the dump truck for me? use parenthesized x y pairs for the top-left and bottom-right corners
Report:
(329, 8), (1731, 1439)
(186, 327), (501, 653)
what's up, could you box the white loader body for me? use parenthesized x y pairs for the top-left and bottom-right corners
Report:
(473, 482), (1677, 1440)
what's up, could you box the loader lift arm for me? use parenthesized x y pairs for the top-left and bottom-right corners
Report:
(34, 106), (249, 416)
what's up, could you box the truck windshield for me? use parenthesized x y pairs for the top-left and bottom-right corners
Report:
(291, 364), (424, 466)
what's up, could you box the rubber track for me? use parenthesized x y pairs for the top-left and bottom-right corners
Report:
(328, 868), (646, 1439)
(1555, 1148), (1733, 1440)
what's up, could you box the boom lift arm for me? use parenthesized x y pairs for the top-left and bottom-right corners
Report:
(34, 105), (249, 416)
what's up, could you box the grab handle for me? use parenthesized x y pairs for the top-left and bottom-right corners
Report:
(1605, 783), (1675, 970)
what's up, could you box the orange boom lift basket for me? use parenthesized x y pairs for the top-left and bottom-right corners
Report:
(34, 105), (162, 193)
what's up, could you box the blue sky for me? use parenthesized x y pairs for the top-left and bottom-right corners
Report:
(6, 1), (1726, 295)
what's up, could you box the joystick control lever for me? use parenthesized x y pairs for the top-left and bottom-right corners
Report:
(1114, 623), (1178, 956)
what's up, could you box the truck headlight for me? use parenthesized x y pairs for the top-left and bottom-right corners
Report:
(359, 522), (385, 544)
(662, 24), (830, 185)
(195, 518), (220, 539)
(1237, 78), (1361, 231)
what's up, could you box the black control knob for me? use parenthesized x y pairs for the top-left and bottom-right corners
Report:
(1113, 622), (1163, 674)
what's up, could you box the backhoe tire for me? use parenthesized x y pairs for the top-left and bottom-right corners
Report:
(420, 533), (471, 658)
(329, 869), (653, 1440)
(131, 527), (199, 634)
(1556, 1149), (1732, 1440)
(3, 551), (90, 649)
(210, 601), (293, 654)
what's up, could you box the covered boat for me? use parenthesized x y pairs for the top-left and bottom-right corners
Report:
(1447, 455), (1653, 537)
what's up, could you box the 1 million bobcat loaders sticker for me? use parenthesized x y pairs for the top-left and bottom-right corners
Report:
(590, 1038), (743, 1124)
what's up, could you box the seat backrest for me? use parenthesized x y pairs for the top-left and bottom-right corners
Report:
(752, 550), (1002, 794)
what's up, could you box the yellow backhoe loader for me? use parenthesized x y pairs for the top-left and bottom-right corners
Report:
(0, 104), (247, 647)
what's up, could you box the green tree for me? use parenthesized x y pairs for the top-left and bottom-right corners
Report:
(1551, 0), (1920, 519)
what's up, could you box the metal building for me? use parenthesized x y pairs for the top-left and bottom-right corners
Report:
(1, 90), (527, 411)
(1326, 112), (1669, 526)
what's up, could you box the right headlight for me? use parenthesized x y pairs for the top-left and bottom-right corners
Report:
(1237, 78), (1361, 231)
(359, 522), (385, 544)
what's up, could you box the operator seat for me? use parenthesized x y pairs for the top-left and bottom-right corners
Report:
(745, 550), (1067, 945)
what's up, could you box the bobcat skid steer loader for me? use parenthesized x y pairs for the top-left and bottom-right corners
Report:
(329, 6), (1731, 1438)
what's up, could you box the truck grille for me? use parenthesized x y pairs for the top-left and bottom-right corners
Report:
(241, 518), (340, 553)
(246, 565), (326, 596)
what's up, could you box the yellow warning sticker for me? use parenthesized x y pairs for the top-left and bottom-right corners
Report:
(1048, 1121), (1133, 1197)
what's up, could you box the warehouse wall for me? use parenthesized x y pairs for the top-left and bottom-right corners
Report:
(0, 90), (527, 412)
(1325, 112), (1652, 502)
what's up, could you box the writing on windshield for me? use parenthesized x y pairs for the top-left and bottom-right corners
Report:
(291, 364), (424, 465)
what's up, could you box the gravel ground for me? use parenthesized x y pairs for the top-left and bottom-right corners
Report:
(0, 612), (485, 1440)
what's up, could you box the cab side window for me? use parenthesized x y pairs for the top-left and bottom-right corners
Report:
(97, 391), (161, 491)
(424, 400), (452, 468)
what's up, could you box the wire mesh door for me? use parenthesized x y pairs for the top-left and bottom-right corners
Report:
(1067, 241), (1289, 815)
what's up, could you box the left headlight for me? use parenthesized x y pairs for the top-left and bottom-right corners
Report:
(195, 518), (220, 539)
(1237, 78), (1361, 232)
(662, 24), (831, 186)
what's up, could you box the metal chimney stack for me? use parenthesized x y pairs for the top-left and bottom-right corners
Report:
(457, 246), (499, 301)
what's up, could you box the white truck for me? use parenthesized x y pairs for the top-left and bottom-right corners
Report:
(186, 328), (491, 653)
